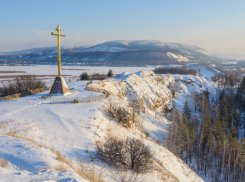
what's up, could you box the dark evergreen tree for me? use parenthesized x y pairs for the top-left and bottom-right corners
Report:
(203, 88), (210, 100)
(80, 72), (89, 80)
(107, 69), (113, 77)
(234, 108), (241, 137)
(183, 100), (191, 120)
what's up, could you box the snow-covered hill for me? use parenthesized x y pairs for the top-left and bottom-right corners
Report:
(0, 70), (217, 181)
(0, 40), (214, 65)
(81, 40), (209, 55)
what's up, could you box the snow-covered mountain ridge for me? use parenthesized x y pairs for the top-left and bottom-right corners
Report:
(0, 40), (214, 65)
(82, 40), (209, 55)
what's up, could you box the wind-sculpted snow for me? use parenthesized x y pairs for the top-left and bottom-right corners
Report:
(173, 74), (217, 95)
(88, 70), (173, 109)
(89, 70), (217, 112)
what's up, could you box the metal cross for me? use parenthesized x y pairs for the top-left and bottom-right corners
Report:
(51, 25), (65, 77)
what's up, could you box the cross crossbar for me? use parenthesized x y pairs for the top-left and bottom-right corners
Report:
(51, 32), (66, 37)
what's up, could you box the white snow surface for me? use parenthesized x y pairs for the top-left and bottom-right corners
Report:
(171, 74), (217, 111)
(0, 65), (153, 77)
(0, 69), (217, 181)
(188, 64), (215, 80)
(0, 65), (154, 87)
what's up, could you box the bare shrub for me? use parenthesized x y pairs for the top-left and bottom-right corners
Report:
(134, 115), (150, 137)
(73, 98), (79, 103)
(96, 137), (127, 169)
(125, 138), (153, 173)
(91, 73), (105, 80)
(96, 137), (153, 173)
(0, 158), (8, 168)
(0, 75), (45, 97)
(106, 99), (130, 126)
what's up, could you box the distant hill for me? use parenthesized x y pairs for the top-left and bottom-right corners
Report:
(0, 40), (215, 66)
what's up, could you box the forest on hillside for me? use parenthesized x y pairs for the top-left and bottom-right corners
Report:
(167, 76), (245, 181)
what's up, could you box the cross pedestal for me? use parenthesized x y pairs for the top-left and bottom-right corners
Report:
(49, 77), (70, 95)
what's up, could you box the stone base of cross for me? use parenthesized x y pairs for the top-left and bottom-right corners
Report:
(49, 77), (70, 96)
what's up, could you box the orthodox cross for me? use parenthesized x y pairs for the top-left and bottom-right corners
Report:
(51, 25), (65, 77)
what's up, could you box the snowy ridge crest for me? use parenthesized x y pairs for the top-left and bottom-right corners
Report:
(87, 70), (217, 181)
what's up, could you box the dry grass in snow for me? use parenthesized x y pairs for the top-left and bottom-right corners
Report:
(0, 121), (105, 182)
(0, 158), (8, 168)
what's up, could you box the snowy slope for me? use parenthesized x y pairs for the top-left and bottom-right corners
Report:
(87, 70), (217, 181)
(188, 64), (216, 80)
(0, 70), (217, 181)
(171, 74), (217, 111)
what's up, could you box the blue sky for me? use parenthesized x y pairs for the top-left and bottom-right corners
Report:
(1, 0), (245, 54)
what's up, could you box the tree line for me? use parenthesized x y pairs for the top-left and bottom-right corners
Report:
(153, 67), (197, 76)
(80, 69), (113, 80)
(167, 77), (245, 181)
